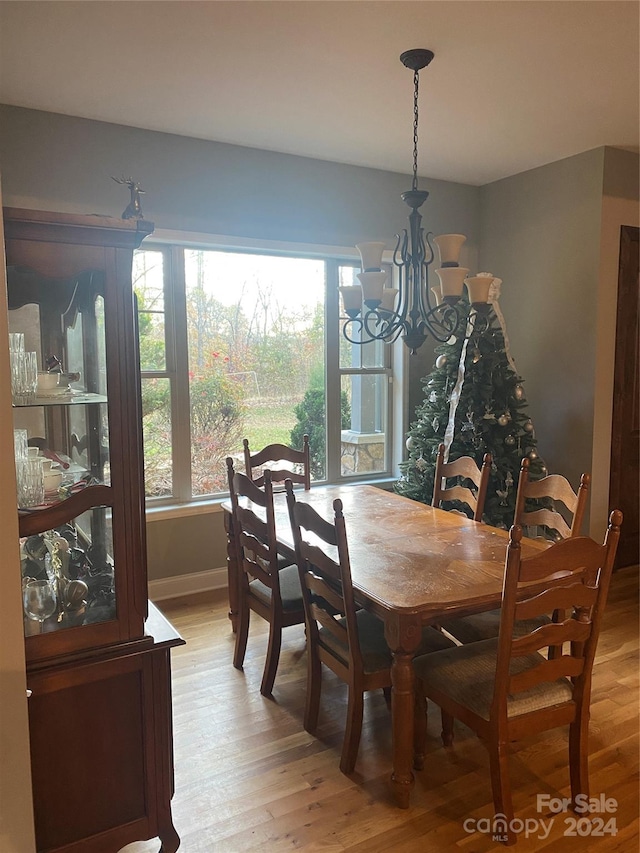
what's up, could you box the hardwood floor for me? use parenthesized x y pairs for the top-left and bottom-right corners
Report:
(122, 567), (639, 852)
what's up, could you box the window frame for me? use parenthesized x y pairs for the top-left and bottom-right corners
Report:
(136, 233), (405, 512)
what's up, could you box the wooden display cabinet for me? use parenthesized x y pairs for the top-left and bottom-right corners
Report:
(4, 208), (184, 853)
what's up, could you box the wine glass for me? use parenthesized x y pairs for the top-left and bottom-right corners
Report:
(23, 580), (57, 633)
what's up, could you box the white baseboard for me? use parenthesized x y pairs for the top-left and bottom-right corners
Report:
(148, 566), (228, 602)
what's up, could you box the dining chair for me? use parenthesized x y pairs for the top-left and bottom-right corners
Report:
(413, 511), (622, 845)
(243, 434), (311, 490)
(285, 480), (454, 775)
(432, 443), (492, 521)
(440, 458), (591, 645)
(514, 457), (590, 540)
(226, 457), (305, 697)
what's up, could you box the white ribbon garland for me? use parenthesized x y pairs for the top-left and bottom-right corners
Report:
(442, 311), (475, 462)
(442, 276), (516, 461)
(487, 278), (518, 373)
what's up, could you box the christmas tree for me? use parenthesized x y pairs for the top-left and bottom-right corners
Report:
(395, 283), (546, 529)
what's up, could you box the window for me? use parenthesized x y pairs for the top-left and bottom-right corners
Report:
(133, 242), (396, 504)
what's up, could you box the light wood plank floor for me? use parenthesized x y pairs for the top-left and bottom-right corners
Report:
(123, 567), (639, 852)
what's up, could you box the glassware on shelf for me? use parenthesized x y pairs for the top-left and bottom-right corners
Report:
(9, 332), (24, 353)
(23, 351), (38, 400)
(17, 456), (45, 507)
(13, 428), (28, 463)
(10, 350), (23, 402)
(10, 349), (38, 403)
(23, 579), (57, 633)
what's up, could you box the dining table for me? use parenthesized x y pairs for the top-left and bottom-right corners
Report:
(222, 483), (548, 808)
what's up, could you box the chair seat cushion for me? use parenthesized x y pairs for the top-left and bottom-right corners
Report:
(439, 609), (552, 645)
(413, 637), (573, 720)
(321, 611), (455, 674)
(277, 552), (292, 570)
(249, 563), (303, 611)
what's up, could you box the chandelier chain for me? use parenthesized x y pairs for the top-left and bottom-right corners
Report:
(412, 69), (420, 192)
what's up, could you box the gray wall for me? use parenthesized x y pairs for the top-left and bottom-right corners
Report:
(0, 105), (480, 582)
(478, 148), (606, 489)
(0, 105), (479, 249)
(479, 147), (640, 536)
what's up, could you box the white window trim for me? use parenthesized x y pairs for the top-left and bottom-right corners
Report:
(138, 231), (407, 518)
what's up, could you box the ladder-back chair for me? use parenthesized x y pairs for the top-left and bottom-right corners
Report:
(243, 435), (311, 490)
(226, 458), (305, 697)
(515, 457), (590, 540)
(441, 458), (591, 646)
(285, 480), (452, 774)
(432, 443), (492, 522)
(413, 511), (622, 845)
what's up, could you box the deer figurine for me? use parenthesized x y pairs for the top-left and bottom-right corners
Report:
(111, 175), (145, 220)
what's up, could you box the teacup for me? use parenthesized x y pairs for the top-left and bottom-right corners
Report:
(37, 372), (59, 392)
(43, 469), (63, 493)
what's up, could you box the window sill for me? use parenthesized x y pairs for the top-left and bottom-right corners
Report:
(145, 499), (226, 522)
(144, 476), (398, 522)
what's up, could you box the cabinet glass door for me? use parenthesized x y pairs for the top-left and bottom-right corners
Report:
(9, 266), (117, 636)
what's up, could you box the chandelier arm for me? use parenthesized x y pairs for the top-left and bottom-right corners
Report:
(469, 307), (491, 337)
(362, 306), (406, 341)
(386, 324), (406, 345)
(341, 308), (407, 346)
(392, 250), (411, 326)
(374, 317), (406, 345)
(424, 230), (435, 267)
(420, 305), (462, 343)
(342, 316), (379, 346)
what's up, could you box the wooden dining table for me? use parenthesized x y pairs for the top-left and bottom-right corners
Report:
(223, 483), (548, 808)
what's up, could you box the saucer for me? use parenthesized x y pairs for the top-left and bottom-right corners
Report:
(36, 385), (73, 398)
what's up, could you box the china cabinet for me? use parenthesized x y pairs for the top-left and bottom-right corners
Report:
(4, 208), (184, 853)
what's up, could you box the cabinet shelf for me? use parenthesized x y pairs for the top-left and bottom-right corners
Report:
(14, 391), (108, 407)
(18, 483), (113, 536)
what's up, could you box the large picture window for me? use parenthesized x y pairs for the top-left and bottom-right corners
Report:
(133, 242), (395, 503)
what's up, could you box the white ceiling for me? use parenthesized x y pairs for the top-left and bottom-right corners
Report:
(0, 1), (638, 186)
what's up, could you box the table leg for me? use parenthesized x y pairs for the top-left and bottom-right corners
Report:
(224, 510), (239, 633)
(385, 614), (422, 808)
(390, 649), (415, 807)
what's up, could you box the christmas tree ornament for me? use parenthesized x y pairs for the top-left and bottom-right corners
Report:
(472, 348), (482, 363)
(432, 417), (440, 432)
(415, 456), (428, 471)
(435, 354), (447, 368)
(528, 449), (538, 460)
(514, 384), (525, 400)
(406, 436), (415, 451)
(497, 413), (510, 427)
(524, 418), (534, 432)
(505, 435), (516, 446)
(461, 411), (476, 432)
(429, 391), (438, 403)
(496, 484), (510, 505)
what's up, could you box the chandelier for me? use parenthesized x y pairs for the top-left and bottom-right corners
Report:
(340, 49), (494, 354)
